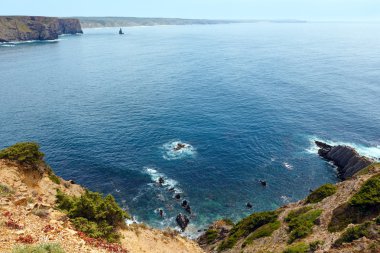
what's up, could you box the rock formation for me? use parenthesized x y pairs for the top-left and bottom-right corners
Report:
(0, 16), (83, 42)
(176, 213), (190, 231)
(315, 141), (374, 180)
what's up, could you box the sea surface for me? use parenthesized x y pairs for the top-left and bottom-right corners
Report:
(1, 23), (380, 236)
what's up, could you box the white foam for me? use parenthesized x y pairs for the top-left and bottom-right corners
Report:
(144, 167), (183, 193)
(306, 136), (380, 160)
(283, 162), (293, 170)
(162, 140), (196, 160)
(281, 195), (292, 204)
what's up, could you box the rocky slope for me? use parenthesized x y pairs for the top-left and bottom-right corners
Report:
(0, 143), (203, 253)
(198, 146), (380, 253)
(0, 16), (82, 42)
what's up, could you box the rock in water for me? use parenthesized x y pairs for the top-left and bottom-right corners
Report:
(176, 213), (189, 231)
(315, 141), (374, 180)
(0, 16), (83, 42)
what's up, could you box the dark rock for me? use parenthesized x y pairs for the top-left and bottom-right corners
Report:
(315, 141), (374, 180)
(168, 187), (175, 192)
(0, 16), (83, 42)
(158, 177), (164, 185)
(175, 193), (181, 200)
(173, 143), (186, 151)
(259, 180), (267, 186)
(176, 213), (189, 231)
(185, 204), (192, 214)
(181, 200), (188, 207)
(68, 180), (75, 184)
(246, 202), (253, 209)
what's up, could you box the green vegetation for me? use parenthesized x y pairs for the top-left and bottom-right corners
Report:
(205, 229), (218, 243)
(282, 242), (309, 253)
(309, 240), (323, 251)
(306, 184), (337, 204)
(334, 221), (372, 247)
(56, 190), (129, 242)
(329, 174), (380, 232)
(48, 174), (60, 184)
(242, 220), (281, 247)
(221, 218), (234, 226)
(218, 211), (278, 251)
(0, 183), (14, 197)
(285, 207), (322, 243)
(12, 243), (65, 253)
(0, 142), (44, 165)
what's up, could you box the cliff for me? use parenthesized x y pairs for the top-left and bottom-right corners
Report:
(0, 143), (203, 253)
(0, 16), (82, 42)
(198, 162), (380, 253)
(315, 141), (374, 180)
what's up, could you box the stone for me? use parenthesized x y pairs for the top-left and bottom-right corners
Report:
(14, 197), (28, 206)
(176, 213), (189, 231)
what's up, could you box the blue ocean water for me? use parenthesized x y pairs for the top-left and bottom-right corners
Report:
(1, 23), (380, 236)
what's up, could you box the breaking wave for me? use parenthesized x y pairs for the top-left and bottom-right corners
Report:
(162, 140), (196, 160)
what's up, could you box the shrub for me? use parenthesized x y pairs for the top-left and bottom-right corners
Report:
(306, 184), (337, 204)
(0, 184), (14, 197)
(334, 222), (372, 247)
(205, 229), (218, 243)
(285, 208), (322, 243)
(329, 174), (380, 232)
(56, 190), (129, 243)
(309, 240), (323, 251)
(242, 220), (281, 247)
(283, 242), (309, 253)
(49, 174), (60, 184)
(218, 211), (278, 251)
(12, 243), (65, 253)
(0, 142), (44, 165)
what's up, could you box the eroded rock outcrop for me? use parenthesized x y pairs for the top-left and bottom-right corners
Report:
(0, 16), (82, 42)
(315, 140), (374, 180)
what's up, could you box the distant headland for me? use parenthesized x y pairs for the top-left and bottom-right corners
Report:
(0, 16), (82, 42)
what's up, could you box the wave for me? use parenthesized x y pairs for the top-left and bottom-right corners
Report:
(0, 39), (62, 46)
(283, 162), (293, 170)
(162, 140), (196, 160)
(144, 167), (183, 193)
(306, 136), (380, 160)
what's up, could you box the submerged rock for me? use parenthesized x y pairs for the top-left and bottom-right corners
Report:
(315, 141), (374, 180)
(173, 143), (186, 151)
(176, 213), (189, 231)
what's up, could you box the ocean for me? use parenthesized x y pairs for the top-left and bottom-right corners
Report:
(1, 22), (380, 236)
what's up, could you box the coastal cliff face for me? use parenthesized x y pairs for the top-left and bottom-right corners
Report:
(315, 141), (374, 180)
(0, 16), (82, 42)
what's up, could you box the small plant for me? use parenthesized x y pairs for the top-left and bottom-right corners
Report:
(77, 231), (128, 253)
(285, 207), (322, 243)
(12, 243), (65, 253)
(5, 217), (23, 230)
(43, 224), (55, 233)
(49, 174), (60, 184)
(309, 240), (323, 251)
(205, 229), (218, 243)
(334, 221), (372, 247)
(0, 142), (44, 165)
(242, 220), (281, 247)
(306, 184), (337, 204)
(350, 175), (380, 207)
(0, 184), (14, 197)
(283, 242), (309, 253)
(218, 211), (278, 251)
(56, 189), (129, 243)
(16, 235), (34, 244)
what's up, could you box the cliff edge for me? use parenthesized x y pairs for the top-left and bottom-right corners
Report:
(0, 16), (83, 42)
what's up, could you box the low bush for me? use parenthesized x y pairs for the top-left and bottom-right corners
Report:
(56, 190), (129, 243)
(12, 243), (65, 253)
(282, 242), (309, 253)
(242, 220), (281, 247)
(334, 221), (372, 247)
(0, 184), (14, 197)
(0, 142), (44, 165)
(205, 229), (218, 243)
(285, 207), (322, 243)
(329, 174), (380, 232)
(306, 184), (337, 204)
(218, 211), (278, 251)
(49, 174), (60, 184)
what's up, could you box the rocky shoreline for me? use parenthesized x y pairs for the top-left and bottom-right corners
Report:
(315, 141), (374, 180)
(0, 16), (82, 42)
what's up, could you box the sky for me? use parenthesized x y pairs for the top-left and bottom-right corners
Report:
(1, 0), (379, 21)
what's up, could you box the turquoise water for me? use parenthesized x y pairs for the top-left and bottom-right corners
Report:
(1, 23), (380, 236)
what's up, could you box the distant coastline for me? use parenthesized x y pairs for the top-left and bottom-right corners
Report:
(77, 16), (307, 28)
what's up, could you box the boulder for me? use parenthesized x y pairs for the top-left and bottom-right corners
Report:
(176, 213), (189, 231)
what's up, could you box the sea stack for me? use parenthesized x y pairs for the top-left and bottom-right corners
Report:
(315, 140), (374, 180)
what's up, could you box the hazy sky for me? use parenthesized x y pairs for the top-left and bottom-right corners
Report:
(1, 0), (379, 21)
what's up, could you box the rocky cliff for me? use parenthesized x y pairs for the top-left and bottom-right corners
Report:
(315, 141), (374, 180)
(0, 16), (82, 42)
